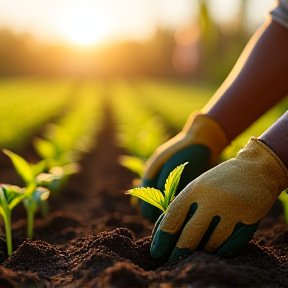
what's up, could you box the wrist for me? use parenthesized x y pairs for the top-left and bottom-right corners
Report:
(241, 137), (288, 197)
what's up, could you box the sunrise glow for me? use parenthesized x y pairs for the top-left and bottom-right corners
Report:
(59, 6), (111, 46)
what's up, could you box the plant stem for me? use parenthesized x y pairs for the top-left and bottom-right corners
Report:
(40, 200), (49, 218)
(3, 210), (12, 255)
(27, 206), (35, 239)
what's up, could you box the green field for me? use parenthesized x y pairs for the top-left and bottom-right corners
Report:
(0, 77), (287, 161)
(0, 76), (288, 250)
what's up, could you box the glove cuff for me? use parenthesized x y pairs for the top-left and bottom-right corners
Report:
(182, 112), (229, 165)
(252, 137), (288, 197)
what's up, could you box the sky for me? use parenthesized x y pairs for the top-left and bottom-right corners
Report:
(0, 0), (275, 46)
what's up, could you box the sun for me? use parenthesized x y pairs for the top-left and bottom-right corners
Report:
(60, 6), (110, 46)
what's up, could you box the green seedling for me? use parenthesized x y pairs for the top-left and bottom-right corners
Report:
(22, 187), (50, 239)
(36, 163), (80, 194)
(33, 135), (79, 168)
(125, 162), (188, 212)
(3, 149), (52, 238)
(33, 136), (80, 194)
(0, 185), (25, 255)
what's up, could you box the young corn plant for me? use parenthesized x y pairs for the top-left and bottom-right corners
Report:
(0, 184), (25, 255)
(3, 149), (51, 238)
(125, 162), (188, 213)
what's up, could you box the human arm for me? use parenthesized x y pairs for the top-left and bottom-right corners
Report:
(141, 3), (288, 223)
(203, 17), (288, 141)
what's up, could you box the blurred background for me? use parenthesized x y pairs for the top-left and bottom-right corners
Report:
(0, 0), (275, 82)
(2, 0), (288, 251)
(1, 0), (286, 161)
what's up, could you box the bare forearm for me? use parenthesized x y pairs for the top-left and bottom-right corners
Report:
(203, 19), (288, 142)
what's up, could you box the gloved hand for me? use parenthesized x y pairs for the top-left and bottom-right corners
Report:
(141, 113), (229, 222)
(150, 137), (288, 261)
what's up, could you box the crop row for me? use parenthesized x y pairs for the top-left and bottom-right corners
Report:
(1, 77), (288, 256)
(0, 78), (75, 150)
(0, 78), (104, 255)
(109, 79), (169, 160)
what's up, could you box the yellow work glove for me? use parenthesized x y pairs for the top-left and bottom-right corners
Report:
(141, 113), (229, 222)
(151, 137), (288, 261)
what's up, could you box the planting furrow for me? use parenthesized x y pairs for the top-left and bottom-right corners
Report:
(0, 80), (104, 256)
(0, 79), (288, 288)
(1, 98), (288, 287)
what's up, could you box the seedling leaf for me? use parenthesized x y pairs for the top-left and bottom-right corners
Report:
(0, 185), (25, 255)
(3, 149), (34, 185)
(31, 160), (47, 178)
(125, 162), (189, 213)
(33, 137), (56, 159)
(32, 187), (50, 203)
(36, 173), (57, 185)
(0, 185), (25, 210)
(125, 187), (165, 212)
(163, 162), (188, 208)
(0, 188), (9, 214)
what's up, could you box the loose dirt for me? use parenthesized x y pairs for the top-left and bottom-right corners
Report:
(0, 105), (288, 288)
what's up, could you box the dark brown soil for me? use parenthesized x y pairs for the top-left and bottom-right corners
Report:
(1, 105), (288, 288)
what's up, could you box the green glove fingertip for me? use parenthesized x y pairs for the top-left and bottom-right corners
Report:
(151, 229), (180, 260)
(169, 247), (192, 262)
(216, 222), (259, 258)
(151, 202), (198, 260)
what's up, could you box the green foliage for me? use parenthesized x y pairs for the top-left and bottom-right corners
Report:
(0, 185), (25, 255)
(3, 149), (46, 186)
(23, 187), (50, 239)
(0, 78), (73, 150)
(32, 83), (102, 194)
(33, 137), (58, 160)
(110, 80), (169, 160)
(0, 79), (103, 256)
(136, 79), (212, 131)
(126, 162), (188, 212)
(3, 149), (52, 238)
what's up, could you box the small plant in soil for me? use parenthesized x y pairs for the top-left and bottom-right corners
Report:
(3, 149), (51, 239)
(33, 135), (80, 194)
(0, 184), (25, 255)
(125, 162), (188, 213)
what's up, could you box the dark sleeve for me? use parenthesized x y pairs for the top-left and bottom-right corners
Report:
(270, 0), (288, 30)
